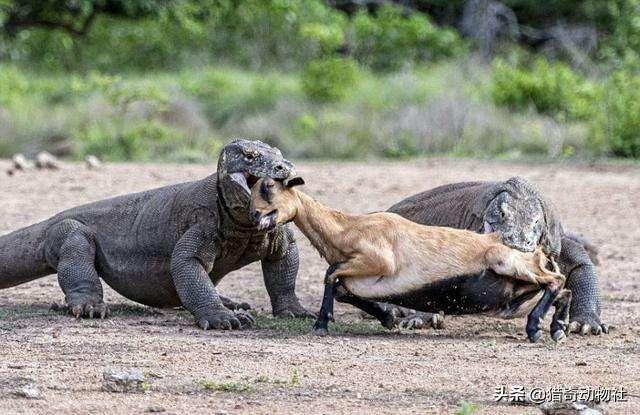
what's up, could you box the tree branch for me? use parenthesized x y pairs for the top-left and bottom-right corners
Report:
(8, 8), (97, 37)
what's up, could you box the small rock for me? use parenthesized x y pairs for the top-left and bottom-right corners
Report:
(540, 401), (605, 415)
(14, 384), (42, 399)
(85, 155), (102, 169)
(146, 371), (164, 379)
(102, 368), (146, 393)
(146, 406), (166, 413)
(35, 151), (61, 170)
(575, 360), (588, 366)
(12, 153), (34, 170)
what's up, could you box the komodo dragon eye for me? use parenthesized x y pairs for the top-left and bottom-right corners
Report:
(244, 152), (255, 161)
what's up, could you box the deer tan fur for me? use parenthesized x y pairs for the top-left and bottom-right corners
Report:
(250, 178), (565, 300)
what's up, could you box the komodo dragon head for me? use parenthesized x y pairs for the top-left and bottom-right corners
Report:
(479, 177), (563, 256)
(217, 139), (295, 225)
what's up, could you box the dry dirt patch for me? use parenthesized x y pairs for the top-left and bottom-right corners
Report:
(0, 158), (639, 414)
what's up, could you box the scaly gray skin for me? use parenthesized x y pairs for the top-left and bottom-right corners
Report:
(0, 139), (313, 329)
(385, 177), (607, 336)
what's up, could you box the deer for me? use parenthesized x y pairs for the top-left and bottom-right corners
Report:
(249, 177), (570, 343)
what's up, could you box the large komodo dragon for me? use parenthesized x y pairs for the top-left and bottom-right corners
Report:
(383, 177), (606, 338)
(0, 139), (313, 329)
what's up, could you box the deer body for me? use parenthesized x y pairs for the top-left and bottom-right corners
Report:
(268, 187), (562, 298)
(250, 177), (568, 342)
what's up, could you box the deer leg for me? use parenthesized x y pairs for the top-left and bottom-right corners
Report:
(334, 286), (397, 329)
(526, 287), (561, 343)
(314, 263), (341, 336)
(550, 289), (572, 342)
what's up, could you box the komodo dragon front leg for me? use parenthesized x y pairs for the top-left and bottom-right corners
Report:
(170, 225), (253, 330)
(45, 219), (109, 318)
(559, 236), (607, 335)
(262, 226), (315, 318)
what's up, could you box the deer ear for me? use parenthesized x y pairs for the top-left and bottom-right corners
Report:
(284, 177), (305, 188)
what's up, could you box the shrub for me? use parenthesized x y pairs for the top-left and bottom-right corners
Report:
(491, 58), (596, 121)
(179, 69), (297, 125)
(589, 70), (640, 157)
(0, 65), (28, 106)
(301, 57), (360, 102)
(601, 0), (640, 69)
(349, 4), (465, 71)
(76, 119), (217, 162)
(299, 22), (345, 54)
(205, 0), (347, 70)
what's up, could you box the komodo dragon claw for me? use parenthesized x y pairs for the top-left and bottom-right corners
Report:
(50, 300), (110, 319)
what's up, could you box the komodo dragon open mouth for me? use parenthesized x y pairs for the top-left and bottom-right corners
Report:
(230, 172), (260, 195)
(255, 210), (278, 231)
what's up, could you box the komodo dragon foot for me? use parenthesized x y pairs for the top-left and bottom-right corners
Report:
(219, 294), (252, 311)
(396, 311), (445, 330)
(568, 313), (609, 336)
(196, 305), (254, 330)
(50, 296), (110, 319)
(361, 305), (445, 330)
(273, 298), (316, 319)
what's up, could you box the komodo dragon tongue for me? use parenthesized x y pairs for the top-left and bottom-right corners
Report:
(230, 172), (252, 195)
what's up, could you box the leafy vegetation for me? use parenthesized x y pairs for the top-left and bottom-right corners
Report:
(301, 57), (361, 102)
(491, 58), (597, 121)
(455, 401), (478, 415)
(349, 4), (465, 71)
(200, 379), (254, 393)
(589, 71), (640, 158)
(0, 0), (639, 160)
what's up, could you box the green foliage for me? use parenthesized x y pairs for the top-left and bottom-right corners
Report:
(2, 1), (466, 72)
(78, 120), (181, 161)
(179, 68), (296, 125)
(491, 58), (597, 121)
(0, 65), (28, 106)
(589, 70), (640, 157)
(301, 57), (360, 102)
(204, 0), (347, 70)
(254, 314), (386, 334)
(350, 4), (465, 71)
(289, 113), (318, 139)
(200, 379), (254, 393)
(299, 22), (345, 53)
(2, 63), (638, 161)
(455, 401), (478, 415)
(1, 0), (165, 37)
(601, 0), (640, 70)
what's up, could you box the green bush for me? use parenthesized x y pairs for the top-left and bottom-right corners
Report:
(301, 57), (360, 102)
(601, 0), (640, 69)
(491, 58), (596, 120)
(180, 69), (296, 125)
(299, 22), (345, 53)
(76, 119), (218, 162)
(0, 65), (28, 106)
(589, 71), (640, 157)
(203, 0), (347, 70)
(350, 4), (465, 71)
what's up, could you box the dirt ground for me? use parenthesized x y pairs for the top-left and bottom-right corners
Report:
(0, 158), (639, 414)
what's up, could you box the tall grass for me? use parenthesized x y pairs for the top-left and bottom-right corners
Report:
(0, 60), (596, 161)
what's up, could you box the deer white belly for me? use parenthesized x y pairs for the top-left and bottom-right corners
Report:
(341, 264), (432, 299)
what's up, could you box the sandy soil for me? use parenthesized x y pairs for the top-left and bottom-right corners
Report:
(0, 158), (638, 414)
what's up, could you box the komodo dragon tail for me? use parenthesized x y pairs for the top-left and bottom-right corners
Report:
(0, 222), (52, 289)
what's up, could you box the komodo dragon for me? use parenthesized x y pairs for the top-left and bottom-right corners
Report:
(382, 177), (606, 339)
(0, 139), (313, 329)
